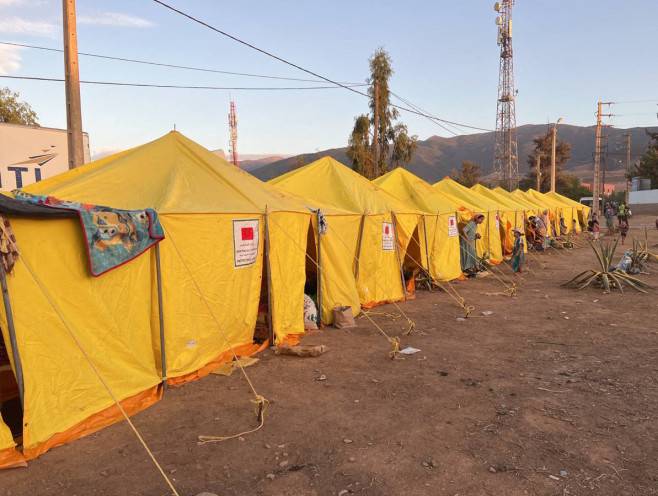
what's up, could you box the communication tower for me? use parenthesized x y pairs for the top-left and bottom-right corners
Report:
(493, 0), (519, 190)
(228, 100), (239, 167)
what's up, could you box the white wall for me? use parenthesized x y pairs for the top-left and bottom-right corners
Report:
(630, 189), (658, 204)
(0, 123), (90, 191)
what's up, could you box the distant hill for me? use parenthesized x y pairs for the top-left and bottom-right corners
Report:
(250, 124), (656, 186)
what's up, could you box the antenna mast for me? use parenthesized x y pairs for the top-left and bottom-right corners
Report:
(228, 100), (239, 167)
(493, 0), (519, 190)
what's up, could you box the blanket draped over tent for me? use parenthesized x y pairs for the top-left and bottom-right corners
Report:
(14, 191), (164, 276)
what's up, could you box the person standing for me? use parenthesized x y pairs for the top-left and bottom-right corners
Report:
(590, 213), (600, 241)
(510, 228), (525, 273)
(617, 202), (629, 227)
(460, 214), (485, 274)
(619, 220), (629, 245)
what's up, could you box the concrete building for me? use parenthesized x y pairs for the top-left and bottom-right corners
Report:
(0, 123), (90, 190)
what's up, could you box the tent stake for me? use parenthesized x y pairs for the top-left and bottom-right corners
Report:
(154, 243), (167, 391)
(422, 215), (433, 291)
(316, 211), (323, 327)
(354, 213), (366, 280)
(391, 212), (408, 301)
(264, 212), (275, 347)
(0, 262), (24, 408)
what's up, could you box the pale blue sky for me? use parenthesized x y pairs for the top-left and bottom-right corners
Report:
(1, 0), (657, 158)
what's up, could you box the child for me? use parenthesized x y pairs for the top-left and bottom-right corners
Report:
(510, 228), (525, 273)
(591, 213), (600, 241)
(620, 220), (629, 245)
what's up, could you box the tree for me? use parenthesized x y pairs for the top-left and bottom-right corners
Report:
(0, 87), (39, 126)
(560, 174), (592, 201)
(627, 129), (658, 189)
(522, 128), (571, 192)
(288, 155), (306, 172)
(451, 161), (482, 187)
(346, 48), (417, 179)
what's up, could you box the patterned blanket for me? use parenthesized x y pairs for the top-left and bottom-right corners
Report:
(14, 191), (164, 277)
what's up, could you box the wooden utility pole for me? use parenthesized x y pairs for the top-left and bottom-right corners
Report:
(63, 0), (84, 169)
(593, 102), (613, 216)
(622, 133), (631, 204)
(535, 155), (541, 191)
(373, 81), (379, 179)
(593, 102), (602, 216)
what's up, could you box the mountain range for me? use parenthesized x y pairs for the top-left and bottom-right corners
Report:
(250, 124), (656, 186)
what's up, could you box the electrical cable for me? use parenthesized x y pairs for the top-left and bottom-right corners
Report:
(151, 0), (494, 134)
(0, 40), (359, 84)
(0, 74), (367, 91)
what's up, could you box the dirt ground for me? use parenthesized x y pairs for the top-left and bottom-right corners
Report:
(2, 217), (658, 496)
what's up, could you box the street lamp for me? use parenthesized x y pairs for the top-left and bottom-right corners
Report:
(550, 117), (564, 192)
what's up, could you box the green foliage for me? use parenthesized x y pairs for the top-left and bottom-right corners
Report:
(288, 155), (306, 172)
(627, 130), (658, 189)
(347, 48), (417, 179)
(562, 239), (651, 293)
(451, 161), (483, 187)
(347, 114), (373, 177)
(560, 175), (592, 201)
(0, 87), (39, 126)
(522, 128), (571, 192)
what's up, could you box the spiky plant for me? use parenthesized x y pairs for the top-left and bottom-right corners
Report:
(562, 239), (652, 293)
(477, 251), (492, 270)
(561, 233), (579, 249)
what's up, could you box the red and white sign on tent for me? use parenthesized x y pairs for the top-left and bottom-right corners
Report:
(382, 221), (395, 251)
(233, 219), (260, 268)
(448, 215), (458, 237)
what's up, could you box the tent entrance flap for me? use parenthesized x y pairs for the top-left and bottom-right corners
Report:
(0, 331), (23, 440)
(304, 221), (320, 329)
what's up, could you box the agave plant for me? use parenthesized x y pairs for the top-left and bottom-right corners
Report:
(561, 233), (579, 249)
(477, 251), (492, 270)
(563, 239), (652, 293)
(630, 230), (658, 271)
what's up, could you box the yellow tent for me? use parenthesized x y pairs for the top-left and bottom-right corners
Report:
(545, 191), (589, 231)
(0, 131), (314, 463)
(374, 168), (463, 281)
(526, 189), (579, 234)
(433, 178), (504, 263)
(270, 157), (423, 309)
(525, 189), (567, 234)
(495, 187), (542, 218)
(471, 184), (527, 255)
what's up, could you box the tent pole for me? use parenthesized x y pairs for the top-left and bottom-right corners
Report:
(487, 210), (491, 259)
(354, 213), (366, 280)
(264, 212), (275, 347)
(315, 211), (323, 327)
(421, 214), (433, 291)
(391, 212), (408, 301)
(0, 262), (24, 408)
(154, 243), (167, 391)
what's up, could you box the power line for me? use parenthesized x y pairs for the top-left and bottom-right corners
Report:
(151, 0), (490, 136)
(0, 40), (355, 84)
(0, 74), (367, 91)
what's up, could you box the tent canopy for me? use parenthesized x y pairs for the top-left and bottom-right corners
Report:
(270, 157), (420, 215)
(374, 168), (461, 214)
(374, 168), (463, 281)
(25, 131), (308, 215)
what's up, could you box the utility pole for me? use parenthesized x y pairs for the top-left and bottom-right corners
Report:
(228, 100), (239, 167)
(593, 102), (613, 216)
(550, 118), (563, 192)
(62, 0), (84, 169)
(373, 81), (379, 179)
(535, 155), (541, 191)
(621, 133), (631, 203)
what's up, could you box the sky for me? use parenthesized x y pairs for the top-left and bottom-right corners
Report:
(0, 0), (657, 159)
